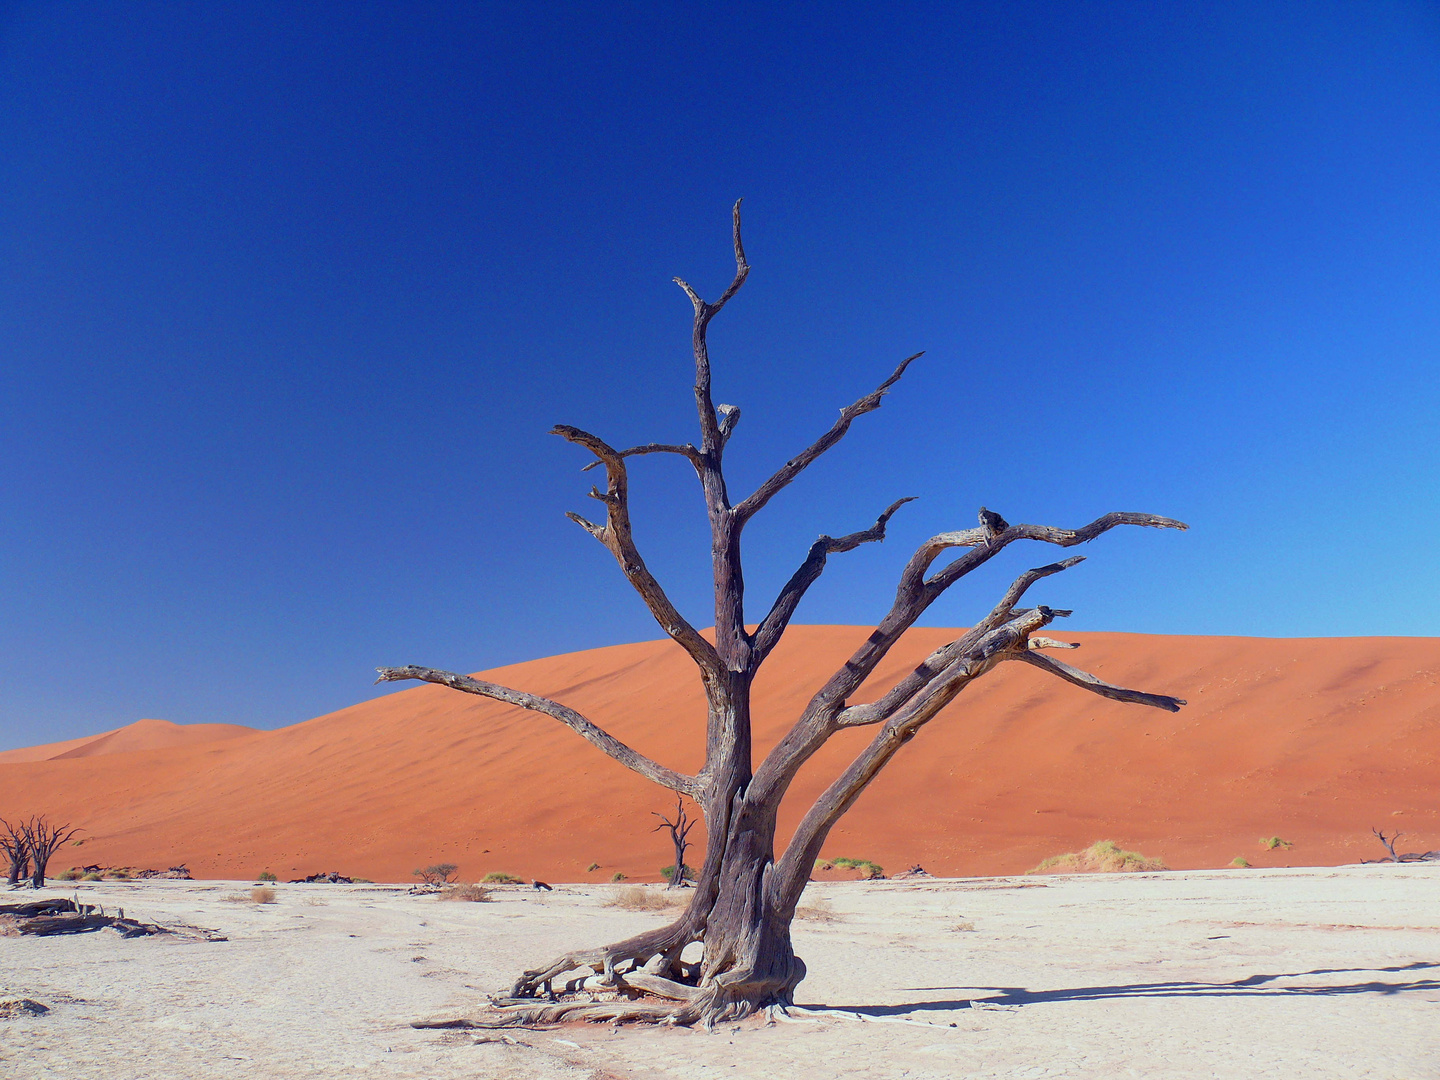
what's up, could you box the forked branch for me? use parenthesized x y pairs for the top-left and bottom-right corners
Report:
(674, 200), (750, 454)
(751, 497), (916, 664)
(734, 353), (923, 526)
(376, 665), (700, 796)
(553, 424), (721, 676)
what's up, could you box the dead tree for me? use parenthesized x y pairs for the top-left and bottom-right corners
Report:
(653, 798), (697, 888)
(21, 817), (80, 888)
(1372, 827), (1402, 862)
(378, 203), (1187, 1026)
(1, 819), (31, 886)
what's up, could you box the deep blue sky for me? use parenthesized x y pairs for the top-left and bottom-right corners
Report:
(2, 2), (1437, 749)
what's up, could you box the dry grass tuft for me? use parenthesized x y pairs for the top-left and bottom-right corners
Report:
(439, 883), (492, 902)
(951, 920), (977, 932)
(250, 886), (277, 904)
(1028, 840), (1166, 875)
(606, 886), (685, 912)
(794, 897), (841, 923)
(481, 872), (524, 885)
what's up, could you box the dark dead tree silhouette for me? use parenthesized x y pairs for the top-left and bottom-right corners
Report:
(20, 817), (80, 888)
(653, 798), (697, 888)
(378, 203), (1187, 1027)
(1372, 827), (1403, 862)
(1, 818), (31, 886)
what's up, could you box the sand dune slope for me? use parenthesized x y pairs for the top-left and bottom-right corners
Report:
(0, 627), (1435, 882)
(0, 718), (256, 764)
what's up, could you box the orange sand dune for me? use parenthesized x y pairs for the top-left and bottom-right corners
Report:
(1, 627), (1436, 882)
(0, 718), (256, 765)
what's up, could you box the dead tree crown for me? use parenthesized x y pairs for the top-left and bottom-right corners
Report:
(378, 202), (1187, 1027)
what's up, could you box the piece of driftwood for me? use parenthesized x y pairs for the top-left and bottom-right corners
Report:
(290, 872), (353, 883)
(377, 203), (1188, 1027)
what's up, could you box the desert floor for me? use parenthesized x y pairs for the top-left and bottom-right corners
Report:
(3, 865), (1438, 1080)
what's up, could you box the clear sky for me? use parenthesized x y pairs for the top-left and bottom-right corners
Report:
(2, 2), (1437, 750)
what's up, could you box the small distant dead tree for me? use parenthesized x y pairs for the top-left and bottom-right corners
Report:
(1372, 828), (1402, 862)
(653, 798), (697, 888)
(413, 863), (460, 885)
(1, 818), (31, 886)
(379, 203), (1187, 1026)
(21, 817), (80, 888)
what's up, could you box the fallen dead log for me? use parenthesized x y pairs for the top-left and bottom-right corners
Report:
(0, 897), (78, 918)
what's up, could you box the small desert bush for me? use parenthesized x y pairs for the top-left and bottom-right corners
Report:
(1231, 856), (1251, 868)
(610, 871), (627, 882)
(108, 868), (131, 880)
(482, 871), (523, 885)
(659, 864), (694, 883)
(256, 871), (278, 881)
(56, 868), (81, 881)
(81, 871), (103, 881)
(351, 877), (373, 884)
(1028, 840), (1166, 875)
(951, 920), (977, 932)
(414, 863), (459, 885)
(440, 883), (492, 902)
(1260, 836), (1293, 851)
(607, 886), (685, 912)
(825, 857), (885, 879)
(251, 886), (277, 904)
(587, 862), (600, 872)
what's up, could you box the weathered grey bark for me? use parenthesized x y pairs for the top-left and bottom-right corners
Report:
(378, 202), (1187, 1027)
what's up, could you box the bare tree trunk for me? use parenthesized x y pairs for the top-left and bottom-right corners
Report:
(381, 204), (1187, 1028)
(23, 818), (79, 888)
(2, 819), (32, 886)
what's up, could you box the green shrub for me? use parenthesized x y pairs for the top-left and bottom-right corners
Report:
(257, 871), (278, 881)
(610, 871), (627, 883)
(482, 871), (523, 885)
(413, 863), (459, 885)
(659, 864), (694, 883)
(81, 871), (103, 881)
(1231, 856), (1251, 868)
(826, 857), (885, 879)
(56, 868), (81, 881)
(587, 862), (600, 872)
(108, 868), (131, 880)
(1260, 836), (1293, 851)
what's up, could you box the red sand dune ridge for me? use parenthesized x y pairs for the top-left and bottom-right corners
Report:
(0, 718), (256, 765)
(1, 626), (1436, 883)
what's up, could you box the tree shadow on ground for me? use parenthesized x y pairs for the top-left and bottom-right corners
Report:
(804, 961), (1440, 1016)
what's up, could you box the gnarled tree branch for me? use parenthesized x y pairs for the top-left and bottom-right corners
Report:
(376, 665), (700, 797)
(750, 497), (916, 666)
(1010, 651), (1186, 711)
(734, 353), (923, 527)
(553, 424), (721, 677)
(674, 200), (750, 455)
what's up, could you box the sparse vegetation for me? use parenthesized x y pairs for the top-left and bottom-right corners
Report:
(951, 920), (977, 932)
(1028, 840), (1166, 875)
(56, 868), (81, 881)
(250, 887), (277, 904)
(108, 868), (131, 880)
(440, 883), (492, 902)
(610, 871), (627, 882)
(81, 871), (103, 881)
(607, 886), (685, 912)
(1261, 837), (1292, 850)
(1231, 857), (1251, 868)
(257, 871), (278, 881)
(659, 864), (695, 883)
(351, 877), (373, 884)
(413, 863), (459, 885)
(482, 871), (524, 885)
(825, 857), (885, 879)
(587, 862), (600, 872)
